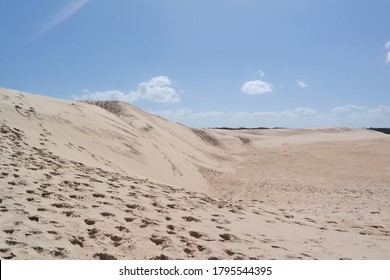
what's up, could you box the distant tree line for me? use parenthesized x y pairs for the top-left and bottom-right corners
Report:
(209, 126), (390, 134)
(366, 127), (390, 135)
(210, 127), (286, 130)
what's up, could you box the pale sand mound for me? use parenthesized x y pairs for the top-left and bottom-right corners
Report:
(1, 88), (389, 259)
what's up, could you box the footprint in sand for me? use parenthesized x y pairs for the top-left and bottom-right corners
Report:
(100, 212), (115, 217)
(69, 237), (84, 248)
(211, 218), (231, 224)
(216, 226), (230, 232)
(139, 218), (159, 228)
(2, 251), (16, 259)
(69, 194), (84, 200)
(126, 204), (145, 211)
(93, 253), (117, 260)
(184, 248), (195, 255)
(3, 229), (16, 234)
(150, 254), (171, 260)
(150, 234), (171, 247)
(219, 233), (240, 242)
(166, 225), (175, 231)
(28, 216), (39, 222)
(87, 228), (99, 239)
(84, 218), (96, 225)
(189, 231), (204, 239)
(300, 252), (315, 259)
(31, 246), (44, 254)
(6, 240), (28, 249)
(124, 217), (136, 223)
(63, 211), (80, 217)
(182, 216), (200, 222)
(51, 203), (73, 209)
(271, 245), (288, 251)
(224, 249), (240, 257)
(115, 226), (129, 233)
(109, 235), (123, 242)
(370, 225), (384, 229)
(304, 217), (317, 223)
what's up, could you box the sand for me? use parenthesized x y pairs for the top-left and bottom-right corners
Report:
(0, 88), (389, 260)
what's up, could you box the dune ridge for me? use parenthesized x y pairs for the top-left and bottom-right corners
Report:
(1, 88), (389, 259)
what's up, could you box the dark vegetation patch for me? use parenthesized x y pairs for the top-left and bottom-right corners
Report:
(93, 253), (117, 260)
(366, 127), (390, 135)
(82, 100), (125, 116)
(211, 127), (286, 130)
(191, 128), (221, 146)
(238, 137), (251, 144)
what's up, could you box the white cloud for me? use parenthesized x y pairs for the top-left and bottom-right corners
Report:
(136, 76), (180, 103)
(149, 105), (390, 128)
(198, 111), (226, 118)
(241, 80), (274, 95)
(33, 0), (89, 38)
(293, 107), (317, 115)
(149, 108), (225, 120)
(297, 80), (308, 88)
(257, 70), (265, 78)
(328, 105), (390, 127)
(175, 108), (192, 116)
(331, 104), (367, 114)
(371, 105), (390, 114)
(150, 107), (320, 128)
(74, 76), (181, 103)
(385, 41), (390, 63)
(77, 90), (139, 103)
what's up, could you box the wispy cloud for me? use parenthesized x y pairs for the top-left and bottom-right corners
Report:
(149, 105), (390, 128)
(257, 70), (265, 78)
(330, 104), (368, 114)
(33, 0), (89, 38)
(385, 41), (390, 63)
(241, 80), (274, 95)
(297, 80), (308, 88)
(74, 76), (181, 103)
(150, 107), (320, 128)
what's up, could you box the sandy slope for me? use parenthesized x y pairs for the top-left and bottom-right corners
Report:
(1, 88), (389, 259)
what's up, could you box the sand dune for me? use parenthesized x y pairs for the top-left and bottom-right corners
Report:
(1, 88), (389, 259)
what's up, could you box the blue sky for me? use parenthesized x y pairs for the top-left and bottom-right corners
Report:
(1, 0), (390, 128)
